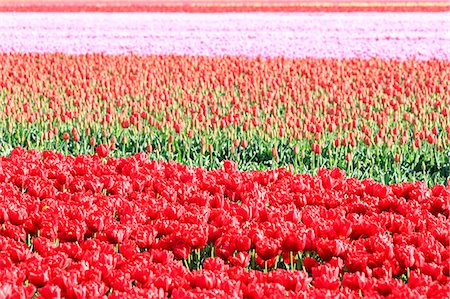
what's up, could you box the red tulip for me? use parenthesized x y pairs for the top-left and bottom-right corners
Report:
(281, 233), (305, 253)
(312, 143), (322, 155)
(38, 285), (62, 298)
(90, 136), (96, 147)
(27, 265), (50, 288)
(96, 144), (109, 158)
(256, 238), (280, 261)
(121, 118), (130, 129)
(271, 146), (278, 158)
(312, 264), (340, 290)
(228, 252), (250, 267)
(342, 272), (368, 291)
(63, 132), (70, 141)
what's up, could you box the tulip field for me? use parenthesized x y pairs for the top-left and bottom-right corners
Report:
(0, 1), (449, 298)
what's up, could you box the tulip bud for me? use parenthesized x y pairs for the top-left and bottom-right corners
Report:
(432, 126), (438, 135)
(346, 153), (353, 162)
(73, 131), (80, 142)
(328, 123), (335, 132)
(121, 118), (130, 129)
(63, 132), (70, 141)
(279, 127), (284, 138)
(243, 121), (249, 131)
(288, 164), (294, 173)
(414, 138), (421, 148)
(334, 138), (340, 147)
(272, 146), (278, 158)
(312, 143), (322, 155)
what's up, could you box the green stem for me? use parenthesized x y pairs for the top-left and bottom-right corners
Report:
(290, 251), (294, 270)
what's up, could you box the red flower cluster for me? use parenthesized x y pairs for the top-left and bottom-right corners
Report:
(1, 54), (448, 153)
(0, 148), (448, 297)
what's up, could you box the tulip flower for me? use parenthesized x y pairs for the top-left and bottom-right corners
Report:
(96, 144), (109, 158)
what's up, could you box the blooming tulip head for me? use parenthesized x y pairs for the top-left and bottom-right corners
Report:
(96, 144), (109, 158)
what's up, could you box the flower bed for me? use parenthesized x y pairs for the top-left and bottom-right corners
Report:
(0, 148), (448, 298)
(1, 12), (449, 59)
(0, 3), (448, 298)
(1, 54), (449, 185)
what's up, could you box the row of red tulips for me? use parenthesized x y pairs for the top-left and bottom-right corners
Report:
(2, 54), (448, 148)
(0, 148), (448, 298)
(2, 54), (448, 142)
(0, 54), (449, 184)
